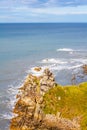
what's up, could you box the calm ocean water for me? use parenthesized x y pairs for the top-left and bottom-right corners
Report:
(0, 23), (87, 129)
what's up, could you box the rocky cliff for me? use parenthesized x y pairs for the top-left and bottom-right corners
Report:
(10, 68), (81, 130)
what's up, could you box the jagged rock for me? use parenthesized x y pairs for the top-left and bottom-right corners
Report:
(21, 97), (35, 106)
(82, 64), (87, 74)
(10, 68), (81, 130)
(39, 69), (55, 95)
(34, 67), (42, 72)
(40, 85), (49, 92)
(38, 97), (43, 104)
(43, 68), (53, 77)
(34, 102), (43, 122)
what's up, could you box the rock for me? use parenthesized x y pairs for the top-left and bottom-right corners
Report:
(40, 79), (47, 86)
(21, 97), (35, 106)
(40, 85), (49, 92)
(43, 68), (52, 77)
(34, 103), (43, 122)
(10, 68), (81, 130)
(46, 79), (55, 87)
(82, 64), (87, 74)
(38, 97), (43, 104)
(34, 67), (42, 72)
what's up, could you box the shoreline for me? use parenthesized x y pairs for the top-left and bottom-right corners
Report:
(10, 66), (87, 130)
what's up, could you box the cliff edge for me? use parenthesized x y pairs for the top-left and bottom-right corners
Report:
(10, 68), (87, 130)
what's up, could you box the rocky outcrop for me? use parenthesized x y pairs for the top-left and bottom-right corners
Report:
(10, 68), (80, 130)
(82, 64), (87, 75)
(71, 64), (87, 85)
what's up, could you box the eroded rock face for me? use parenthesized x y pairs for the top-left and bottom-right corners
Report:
(82, 64), (87, 75)
(71, 64), (87, 85)
(40, 69), (55, 95)
(10, 68), (80, 130)
(34, 67), (42, 72)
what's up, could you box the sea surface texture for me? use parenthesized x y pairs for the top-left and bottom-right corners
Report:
(0, 23), (87, 130)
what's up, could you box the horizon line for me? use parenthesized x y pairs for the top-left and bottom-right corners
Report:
(0, 22), (87, 24)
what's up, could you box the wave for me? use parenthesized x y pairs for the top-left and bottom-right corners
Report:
(57, 48), (74, 52)
(40, 58), (67, 64)
(28, 64), (83, 77)
(31, 57), (87, 76)
(56, 48), (82, 54)
(0, 113), (18, 120)
(68, 64), (83, 70)
(71, 59), (87, 64)
(28, 66), (47, 76)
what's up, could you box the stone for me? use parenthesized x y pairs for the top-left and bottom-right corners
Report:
(21, 97), (35, 106)
(40, 85), (49, 92)
(28, 106), (35, 111)
(82, 64), (87, 74)
(49, 76), (55, 81)
(38, 97), (43, 104)
(42, 75), (49, 80)
(40, 79), (47, 85)
(34, 67), (42, 72)
(43, 68), (52, 76)
(34, 103), (41, 121)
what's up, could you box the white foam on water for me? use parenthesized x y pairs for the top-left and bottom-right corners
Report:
(56, 48), (82, 55)
(30, 59), (86, 77)
(71, 58), (87, 65)
(40, 58), (67, 64)
(68, 64), (83, 70)
(57, 48), (74, 52)
(69, 51), (73, 54)
(1, 113), (18, 120)
(0, 83), (24, 121)
(28, 64), (69, 77)
(26, 55), (87, 78)
(29, 66), (48, 76)
(7, 82), (23, 110)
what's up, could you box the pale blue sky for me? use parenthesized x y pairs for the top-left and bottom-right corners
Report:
(0, 0), (87, 23)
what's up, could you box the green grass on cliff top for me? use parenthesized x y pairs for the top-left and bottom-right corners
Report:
(43, 82), (87, 130)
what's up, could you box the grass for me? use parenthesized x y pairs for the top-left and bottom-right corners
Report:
(43, 82), (87, 130)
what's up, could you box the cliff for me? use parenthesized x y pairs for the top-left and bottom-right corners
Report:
(10, 68), (87, 130)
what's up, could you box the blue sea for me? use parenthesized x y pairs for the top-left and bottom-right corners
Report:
(0, 23), (87, 129)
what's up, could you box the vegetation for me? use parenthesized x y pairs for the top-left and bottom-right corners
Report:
(43, 82), (87, 130)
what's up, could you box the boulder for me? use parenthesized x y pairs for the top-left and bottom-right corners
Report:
(34, 67), (42, 72)
(82, 64), (87, 74)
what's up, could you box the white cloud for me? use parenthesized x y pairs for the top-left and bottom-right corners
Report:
(21, 0), (38, 4)
(11, 5), (87, 15)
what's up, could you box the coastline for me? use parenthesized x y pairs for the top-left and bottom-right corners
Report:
(0, 23), (87, 130)
(10, 66), (87, 130)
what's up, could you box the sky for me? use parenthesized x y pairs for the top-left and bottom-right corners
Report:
(0, 0), (87, 23)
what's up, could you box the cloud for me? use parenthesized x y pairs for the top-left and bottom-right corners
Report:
(10, 5), (87, 16)
(0, 0), (87, 22)
(1, 0), (87, 8)
(21, 0), (87, 7)
(21, 0), (38, 5)
(29, 7), (87, 15)
(1, 0), (87, 16)
(59, 0), (87, 7)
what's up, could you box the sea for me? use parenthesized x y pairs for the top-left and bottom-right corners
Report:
(0, 23), (87, 130)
